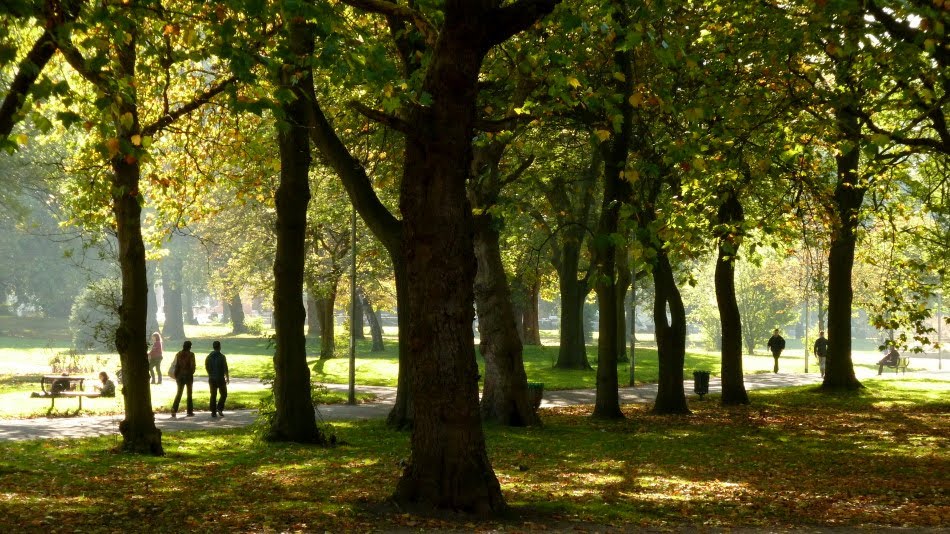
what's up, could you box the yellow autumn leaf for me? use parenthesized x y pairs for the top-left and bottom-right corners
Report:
(594, 129), (611, 142)
(105, 138), (121, 156)
(131, 134), (142, 146)
(612, 71), (626, 82)
(629, 92), (644, 107)
(15, 134), (28, 146)
(567, 77), (582, 89)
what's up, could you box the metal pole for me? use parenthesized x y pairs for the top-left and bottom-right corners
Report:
(939, 291), (943, 371)
(629, 269), (636, 386)
(348, 204), (357, 405)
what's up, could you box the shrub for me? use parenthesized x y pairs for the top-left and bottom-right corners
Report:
(69, 278), (121, 353)
(244, 316), (265, 336)
(49, 348), (111, 374)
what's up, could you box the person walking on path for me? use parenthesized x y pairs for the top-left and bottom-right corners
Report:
(170, 341), (197, 418)
(205, 341), (230, 418)
(148, 332), (164, 384)
(814, 330), (829, 377)
(767, 329), (786, 373)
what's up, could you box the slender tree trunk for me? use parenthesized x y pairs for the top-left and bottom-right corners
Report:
(146, 261), (160, 336)
(555, 241), (591, 369)
(267, 15), (324, 444)
(111, 32), (162, 454)
(183, 286), (198, 325)
(715, 193), (749, 405)
(823, 27), (864, 391)
(221, 297), (230, 324)
(161, 256), (185, 341)
(305, 285), (320, 338)
(229, 294), (247, 334)
(360, 289), (385, 352)
(386, 259), (414, 429)
(652, 251), (690, 414)
(522, 282), (542, 346)
(316, 293), (336, 359)
(474, 214), (539, 426)
(353, 292), (366, 340)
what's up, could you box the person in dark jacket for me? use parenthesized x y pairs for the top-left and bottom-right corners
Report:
(170, 340), (197, 418)
(205, 340), (230, 418)
(767, 329), (786, 373)
(814, 330), (829, 377)
(877, 347), (900, 375)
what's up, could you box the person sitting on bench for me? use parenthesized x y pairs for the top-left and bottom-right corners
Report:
(95, 372), (116, 397)
(877, 347), (900, 375)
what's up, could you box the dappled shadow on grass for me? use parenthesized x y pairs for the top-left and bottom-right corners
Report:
(0, 384), (945, 531)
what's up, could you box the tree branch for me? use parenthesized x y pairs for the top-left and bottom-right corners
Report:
(484, 0), (561, 49)
(0, 29), (58, 140)
(142, 76), (237, 137)
(475, 113), (534, 132)
(342, 0), (438, 47)
(348, 101), (411, 134)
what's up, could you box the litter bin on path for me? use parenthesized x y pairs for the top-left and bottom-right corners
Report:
(693, 371), (710, 400)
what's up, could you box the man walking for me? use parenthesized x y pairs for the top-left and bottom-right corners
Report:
(767, 328), (786, 373)
(205, 340), (230, 418)
(813, 330), (829, 377)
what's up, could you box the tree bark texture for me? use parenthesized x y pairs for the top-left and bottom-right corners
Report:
(715, 193), (749, 406)
(474, 214), (539, 427)
(161, 255), (185, 341)
(652, 251), (690, 414)
(229, 293), (247, 334)
(146, 261), (160, 336)
(267, 16), (324, 444)
(353, 293), (366, 340)
(386, 259), (414, 429)
(521, 282), (541, 346)
(554, 239), (591, 369)
(360, 289), (386, 352)
(306, 290), (320, 338)
(316, 294), (336, 359)
(392, 6), (542, 513)
(111, 31), (163, 455)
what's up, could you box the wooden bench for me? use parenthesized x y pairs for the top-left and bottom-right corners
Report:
(884, 357), (911, 374)
(31, 375), (101, 410)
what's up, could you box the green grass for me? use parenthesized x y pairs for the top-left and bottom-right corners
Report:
(0, 379), (944, 531)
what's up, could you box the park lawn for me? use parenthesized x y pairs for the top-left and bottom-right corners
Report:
(0, 378), (944, 531)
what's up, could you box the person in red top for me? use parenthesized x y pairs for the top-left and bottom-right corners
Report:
(170, 340), (197, 418)
(147, 332), (164, 384)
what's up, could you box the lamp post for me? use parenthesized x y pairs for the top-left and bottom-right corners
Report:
(348, 204), (357, 405)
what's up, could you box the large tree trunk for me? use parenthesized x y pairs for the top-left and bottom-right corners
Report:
(360, 289), (385, 352)
(229, 293), (247, 334)
(316, 292), (336, 359)
(554, 240), (591, 369)
(474, 214), (539, 427)
(521, 282), (541, 346)
(652, 251), (690, 414)
(146, 261), (160, 336)
(267, 16), (324, 444)
(161, 255), (185, 341)
(715, 193), (749, 406)
(823, 24), (864, 392)
(392, 14), (511, 514)
(111, 33), (162, 455)
(353, 292), (366, 340)
(221, 297), (230, 324)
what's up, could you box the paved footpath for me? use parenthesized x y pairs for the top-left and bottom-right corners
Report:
(1, 369), (944, 442)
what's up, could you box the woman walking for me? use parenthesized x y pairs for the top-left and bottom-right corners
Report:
(148, 332), (164, 384)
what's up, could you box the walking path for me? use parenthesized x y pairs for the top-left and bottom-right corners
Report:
(0, 369), (945, 442)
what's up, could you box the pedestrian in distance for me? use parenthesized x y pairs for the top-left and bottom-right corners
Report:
(767, 328), (786, 373)
(814, 330), (829, 377)
(170, 340), (197, 418)
(205, 340), (230, 418)
(148, 332), (164, 384)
